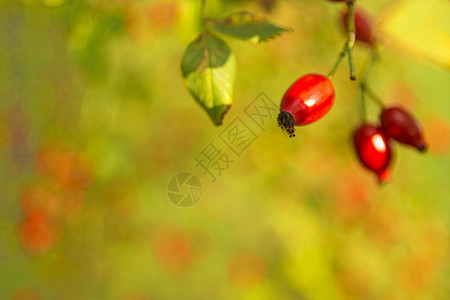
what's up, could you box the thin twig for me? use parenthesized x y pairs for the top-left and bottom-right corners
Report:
(327, 0), (357, 80)
(346, 1), (356, 80)
(360, 83), (367, 121)
(365, 85), (385, 108)
(358, 48), (383, 120)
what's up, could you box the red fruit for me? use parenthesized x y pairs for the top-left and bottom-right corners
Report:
(354, 124), (393, 182)
(278, 73), (335, 137)
(380, 106), (427, 152)
(342, 7), (375, 46)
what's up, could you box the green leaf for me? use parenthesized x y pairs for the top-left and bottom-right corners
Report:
(181, 32), (236, 125)
(209, 11), (291, 43)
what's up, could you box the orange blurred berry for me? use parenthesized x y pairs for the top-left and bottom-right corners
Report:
(424, 116), (450, 155)
(384, 82), (418, 109)
(148, 1), (179, 29)
(64, 151), (93, 190)
(11, 288), (41, 300)
(124, 4), (152, 42)
(397, 254), (436, 291)
(332, 170), (372, 221)
(36, 147), (71, 183)
(228, 252), (266, 289)
(152, 227), (194, 276)
(20, 185), (59, 217)
(36, 143), (92, 189)
(19, 212), (53, 256)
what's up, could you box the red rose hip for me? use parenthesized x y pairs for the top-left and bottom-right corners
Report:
(354, 124), (393, 182)
(380, 106), (427, 152)
(342, 7), (375, 46)
(278, 73), (335, 137)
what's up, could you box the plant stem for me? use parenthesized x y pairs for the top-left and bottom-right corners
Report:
(327, 0), (357, 80)
(327, 43), (347, 79)
(358, 49), (384, 108)
(360, 82), (367, 121)
(360, 49), (377, 83)
(347, 47), (356, 80)
(346, 0), (356, 80)
(365, 85), (385, 108)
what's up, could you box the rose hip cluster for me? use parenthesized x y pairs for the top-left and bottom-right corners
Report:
(354, 107), (427, 182)
(278, 1), (428, 182)
(278, 1), (376, 137)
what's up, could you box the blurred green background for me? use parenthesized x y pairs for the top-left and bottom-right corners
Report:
(1, 0), (449, 299)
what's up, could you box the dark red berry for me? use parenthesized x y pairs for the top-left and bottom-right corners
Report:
(354, 124), (393, 182)
(278, 73), (335, 137)
(380, 106), (427, 152)
(342, 7), (375, 46)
